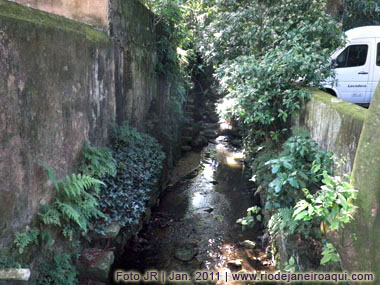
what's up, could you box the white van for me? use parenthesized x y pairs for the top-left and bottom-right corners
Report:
(323, 26), (380, 104)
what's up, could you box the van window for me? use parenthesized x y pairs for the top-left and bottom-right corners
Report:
(377, 43), (380, 66)
(335, 45), (368, 68)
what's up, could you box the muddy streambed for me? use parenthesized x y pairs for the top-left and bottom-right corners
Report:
(114, 134), (274, 284)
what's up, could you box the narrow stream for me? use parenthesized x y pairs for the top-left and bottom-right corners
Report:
(115, 132), (274, 284)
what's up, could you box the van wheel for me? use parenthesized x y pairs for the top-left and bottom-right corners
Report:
(325, 89), (337, 97)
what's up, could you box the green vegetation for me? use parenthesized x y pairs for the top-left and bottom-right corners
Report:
(147, 0), (359, 270)
(0, 252), (22, 269)
(96, 123), (165, 233)
(236, 206), (262, 230)
(293, 172), (357, 232)
(342, 0), (380, 30)
(205, 0), (343, 143)
(80, 141), (117, 178)
(10, 143), (115, 258)
(240, 134), (357, 269)
(3, 122), (165, 282)
(14, 228), (40, 254)
(265, 135), (334, 210)
(320, 242), (340, 265)
(139, 1), (199, 148)
(37, 254), (78, 285)
(39, 169), (105, 239)
(1, 0), (369, 277)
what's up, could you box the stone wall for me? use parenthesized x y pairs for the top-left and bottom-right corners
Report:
(0, 0), (181, 251)
(346, 82), (380, 281)
(0, 0), (115, 248)
(8, 0), (108, 27)
(294, 90), (368, 175)
(110, 0), (182, 169)
(110, 0), (159, 127)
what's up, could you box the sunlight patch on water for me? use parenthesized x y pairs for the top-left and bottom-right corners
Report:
(202, 161), (215, 180)
(220, 121), (231, 131)
(213, 136), (245, 169)
(225, 156), (241, 168)
(191, 192), (206, 209)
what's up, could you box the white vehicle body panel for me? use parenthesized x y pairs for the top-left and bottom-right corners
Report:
(323, 26), (380, 104)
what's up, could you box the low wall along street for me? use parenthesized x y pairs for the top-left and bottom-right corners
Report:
(294, 90), (368, 175)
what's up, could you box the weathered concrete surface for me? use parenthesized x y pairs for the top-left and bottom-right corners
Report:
(8, 0), (108, 27)
(110, 0), (159, 127)
(294, 90), (368, 175)
(340, 82), (380, 281)
(0, 0), (183, 253)
(0, 269), (30, 281)
(110, 0), (182, 169)
(0, 0), (115, 247)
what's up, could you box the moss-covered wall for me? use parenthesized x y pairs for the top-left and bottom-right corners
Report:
(0, 0), (183, 258)
(0, 0), (115, 248)
(294, 90), (368, 175)
(8, 0), (108, 28)
(109, 0), (182, 169)
(110, 0), (159, 127)
(342, 82), (380, 281)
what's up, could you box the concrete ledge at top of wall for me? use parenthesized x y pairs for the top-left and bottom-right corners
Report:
(6, 0), (109, 28)
(293, 89), (368, 176)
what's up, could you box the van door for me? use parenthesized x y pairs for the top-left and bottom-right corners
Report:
(368, 40), (380, 103)
(334, 40), (372, 104)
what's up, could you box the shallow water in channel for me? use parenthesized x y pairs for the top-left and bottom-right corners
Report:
(114, 135), (274, 284)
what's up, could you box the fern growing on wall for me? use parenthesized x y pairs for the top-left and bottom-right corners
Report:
(39, 164), (105, 237)
(11, 142), (116, 256)
(14, 228), (40, 254)
(80, 141), (117, 178)
(39, 205), (61, 227)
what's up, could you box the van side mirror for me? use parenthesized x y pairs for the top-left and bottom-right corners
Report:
(330, 59), (337, 68)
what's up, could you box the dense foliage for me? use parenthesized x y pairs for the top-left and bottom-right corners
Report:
(181, 0), (357, 269)
(5, 124), (165, 282)
(0, 142), (117, 283)
(343, 0), (380, 30)
(37, 254), (78, 285)
(3, 0), (370, 278)
(243, 133), (334, 224)
(0, 252), (22, 269)
(265, 135), (334, 209)
(97, 123), (165, 233)
(199, 0), (344, 142)
(40, 167), (106, 240)
(241, 133), (357, 268)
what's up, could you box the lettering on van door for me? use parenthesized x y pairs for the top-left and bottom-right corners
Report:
(348, 84), (366, 97)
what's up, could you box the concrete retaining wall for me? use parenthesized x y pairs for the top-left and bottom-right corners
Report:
(294, 90), (368, 175)
(8, 0), (108, 27)
(0, 0), (180, 248)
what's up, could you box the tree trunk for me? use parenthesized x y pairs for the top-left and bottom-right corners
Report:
(326, 0), (344, 23)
